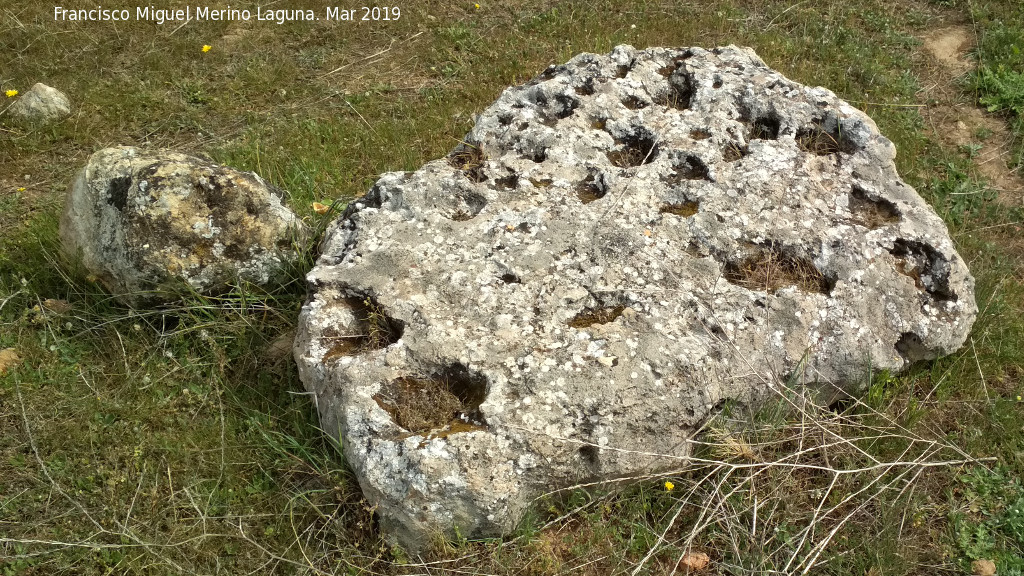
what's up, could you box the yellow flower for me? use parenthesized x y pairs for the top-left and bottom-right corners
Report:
(202, 45), (212, 53)
(664, 481), (675, 491)
(5, 89), (17, 98)
(474, 3), (480, 8)
(17, 187), (26, 192)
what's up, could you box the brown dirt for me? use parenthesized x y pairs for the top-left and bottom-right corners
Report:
(919, 25), (1024, 205)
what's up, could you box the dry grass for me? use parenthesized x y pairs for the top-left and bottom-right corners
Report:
(568, 305), (625, 328)
(725, 248), (831, 294)
(660, 201), (700, 218)
(448, 141), (487, 183)
(374, 376), (470, 434)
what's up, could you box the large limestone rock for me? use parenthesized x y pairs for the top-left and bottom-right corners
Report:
(8, 83), (71, 123)
(295, 45), (977, 549)
(61, 146), (307, 301)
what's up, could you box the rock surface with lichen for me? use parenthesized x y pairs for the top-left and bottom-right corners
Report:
(8, 83), (71, 123)
(294, 45), (977, 550)
(61, 146), (307, 302)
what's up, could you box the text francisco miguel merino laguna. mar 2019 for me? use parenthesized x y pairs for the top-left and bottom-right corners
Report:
(53, 6), (402, 25)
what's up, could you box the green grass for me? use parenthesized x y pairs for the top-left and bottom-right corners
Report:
(971, 4), (1024, 170)
(2, 0), (1024, 574)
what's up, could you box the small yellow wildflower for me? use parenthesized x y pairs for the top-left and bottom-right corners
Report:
(17, 187), (26, 192)
(664, 481), (675, 491)
(1017, 395), (1022, 402)
(202, 45), (212, 53)
(5, 89), (17, 98)
(474, 3), (480, 8)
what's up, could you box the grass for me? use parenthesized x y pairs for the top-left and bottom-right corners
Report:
(2, 0), (1023, 574)
(971, 4), (1024, 170)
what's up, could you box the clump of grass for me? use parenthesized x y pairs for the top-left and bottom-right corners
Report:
(797, 124), (842, 155)
(849, 185), (902, 229)
(660, 200), (700, 217)
(374, 376), (467, 433)
(373, 364), (488, 436)
(568, 305), (625, 328)
(448, 141), (487, 183)
(722, 142), (748, 162)
(628, 381), (985, 575)
(321, 295), (404, 361)
(725, 247), (831, 294)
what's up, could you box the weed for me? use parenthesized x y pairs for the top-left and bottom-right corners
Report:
(951, 467), (1024, 573)
(971, 15), (1024, 169)
(922, 160), (998, 227)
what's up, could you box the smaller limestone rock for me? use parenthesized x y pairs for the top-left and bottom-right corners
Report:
(61, 146), (308, 302)
(8, 83), (71, 123)
(0, 348), (21, 375)
(972, 559), (997, 576)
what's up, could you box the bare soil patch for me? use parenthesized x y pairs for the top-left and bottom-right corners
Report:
(919, 25), (1023, 205)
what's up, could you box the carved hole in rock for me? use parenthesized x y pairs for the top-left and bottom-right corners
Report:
(827, 395), (855, 413)
(576, 173), (608, 204)
(655, 72), (695, 110)
(658, 63), (676, 77)
(591, 117), (607, 131)
(372, 363), (488, 435)
(579, 445), (599, 469)
(320, 296), (405, 362)
(661, 200), (700, 217)
(663, 154), (711, 183)
(448, 189), (488, 221)
(549, 93), (581, 120)
(749, 113), (781, 140)
(107, 176), (132, 211)
(725, 247), (832, 294)
(722, 143), (750, 162)
(244, 197), (261, 217)
(537, 64), (565, 81)
(500, 272), (521, 284)
(796, 121), (858, 155)
(895, 332), (930, 364)
(713, 77), (724, 89)
(849, 185), (900, 229)
(525, 148), (547, 163)
(494, 173), (519, 190)
(621, 95), (649, 110)
(568, 305), (625, 328)
(448, 141), (487, 182)
(615, 63), (631, 78)
(690, 128), (712, 140)
(574, 78), (596, 96)
(889, 239), (955, 301)
(606, 128), (660, 168)
(498, 113), (513, 126)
